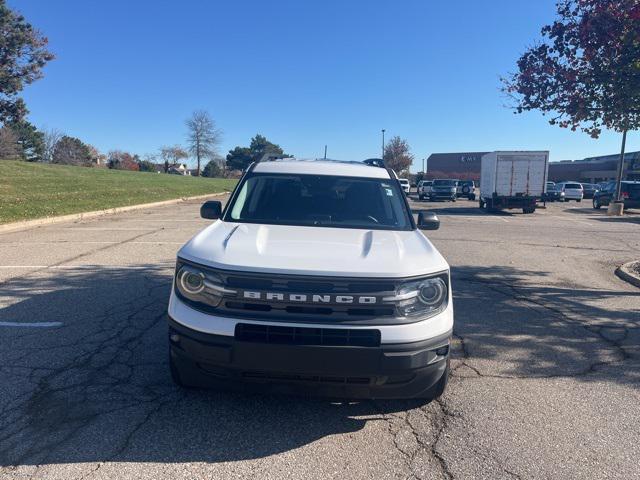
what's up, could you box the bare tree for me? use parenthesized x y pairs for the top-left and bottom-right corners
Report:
(41, 127), (64, 163)
(0, 126), (20, 159)
(159, 145), (188, 173)
(186, 110), (221, 176)
(383, 136), (414, 176)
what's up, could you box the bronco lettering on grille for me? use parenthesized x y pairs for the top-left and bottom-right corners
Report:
(241, 291), (378, 304)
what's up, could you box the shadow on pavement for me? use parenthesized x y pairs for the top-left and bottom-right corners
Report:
(2, 263), (638, 467)
(0, 266), (418, 467)
(411, 205), (514, 217)
(451, 265), (640, 383)
(563, 206), (640, 222)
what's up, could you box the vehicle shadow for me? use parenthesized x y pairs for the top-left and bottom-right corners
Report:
(0, 266), (420, 467)
(561, 207), (640, 223)
(451, 265), (640, 383)
(413, 205), (515, 216)
(1, 264), (638, 467)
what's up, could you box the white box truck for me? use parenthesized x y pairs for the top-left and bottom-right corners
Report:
(479, 151), (549, 214)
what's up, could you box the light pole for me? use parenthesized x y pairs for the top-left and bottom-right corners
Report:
(381, 129), (385, 160)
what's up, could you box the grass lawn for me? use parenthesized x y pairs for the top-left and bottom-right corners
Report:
(0, 161), (237, 224)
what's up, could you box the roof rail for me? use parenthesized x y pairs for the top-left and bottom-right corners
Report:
(363, 158), (385, 168)
(258, 153), (291, 163)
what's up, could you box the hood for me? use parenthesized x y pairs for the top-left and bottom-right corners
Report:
(178, 221), (449, 278)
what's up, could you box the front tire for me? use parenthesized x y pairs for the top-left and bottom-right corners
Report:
(593, 198), (601, 210)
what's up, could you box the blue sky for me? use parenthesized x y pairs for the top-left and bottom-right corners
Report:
(12, 0), (638, 170)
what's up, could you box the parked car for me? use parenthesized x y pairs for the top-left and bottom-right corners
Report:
(581, 183), (599, 199)
(398, 178), (410, 194)
(557, 182), (584, 202)
(592, 181), (640, 210)
(418, 180), (433, 200)
(457, 180), (476, 200)
(543, 181), (565, 202)
(428, 179), (458, 202)
(168, 158), (453, 401)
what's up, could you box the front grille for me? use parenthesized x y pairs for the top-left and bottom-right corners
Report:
(226, 275), (394, 293)
(176, 258), (448, 325)
(214, 267), (400, 323)
(224, 301), (395, 318)
(235, 323), (381, 347)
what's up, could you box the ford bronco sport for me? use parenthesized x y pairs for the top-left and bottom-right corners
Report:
(168, 159), (453, 400)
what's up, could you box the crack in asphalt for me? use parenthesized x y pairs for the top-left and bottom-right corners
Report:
(0, 269), (176, 470)
(380, 270), (635, 480)
(449, 275), (632, 381)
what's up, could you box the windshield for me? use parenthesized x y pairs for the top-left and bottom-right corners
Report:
(433, 179), (456, 186)
(564, 183), (582, 189)
(224, 173), (413, 230)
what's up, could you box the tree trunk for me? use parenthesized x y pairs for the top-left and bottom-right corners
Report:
(614, 129), (627, 202)
(196, 140), (200, 177)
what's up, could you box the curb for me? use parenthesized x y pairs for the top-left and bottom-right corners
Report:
(0, 192), (229, 234)
(615, 261), (640, 289)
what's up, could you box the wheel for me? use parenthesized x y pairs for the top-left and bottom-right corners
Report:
(419, 195), (424, 200)
(462, 186), (470, 195)
(563, 198), (568, 202)
(452, 197), (457, 202)
(479, 198), (485, 209)
(523, 207), (535, 214)
(593, 198), (601, 210)
(577, 199), (581, 203)
(468, 193), (476, 201)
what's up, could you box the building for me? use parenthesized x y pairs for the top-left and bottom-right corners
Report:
(424, 151), (640, 183)
(547, 152), (640, 183)
(424, 152), (489, 180)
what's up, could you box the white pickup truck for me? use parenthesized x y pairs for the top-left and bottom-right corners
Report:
(168, 159), (453, 400)
(479, 151), (549, 214)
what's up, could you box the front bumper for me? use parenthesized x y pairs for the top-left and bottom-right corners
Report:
(169, 316), (451, 399)
(429, 191), (456, 200)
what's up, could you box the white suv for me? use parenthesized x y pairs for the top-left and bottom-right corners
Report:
(168, 159), (453, 400)
(558, 182), (584, 202)
(418, 180), (433, 200)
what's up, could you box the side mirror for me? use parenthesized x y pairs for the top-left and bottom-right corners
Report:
(417, 211), (440, 230)
(200, 200), (222, 219)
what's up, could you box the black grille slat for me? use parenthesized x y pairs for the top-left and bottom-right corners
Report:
(224, 302), (394, 317)
(235, 324), (381, 347)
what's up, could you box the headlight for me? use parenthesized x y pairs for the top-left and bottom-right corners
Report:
(384, 273), (449, 318)
(174, 262), (236, 308)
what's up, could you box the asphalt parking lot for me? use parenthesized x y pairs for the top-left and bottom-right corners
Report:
(1, 195), (639, 480)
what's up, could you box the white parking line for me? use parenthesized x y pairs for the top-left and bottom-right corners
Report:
(58, 227), (159, 231)
(0, 321), (63, 328)
(0, 264), (174, 269)
(0, 241), (184, 245)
